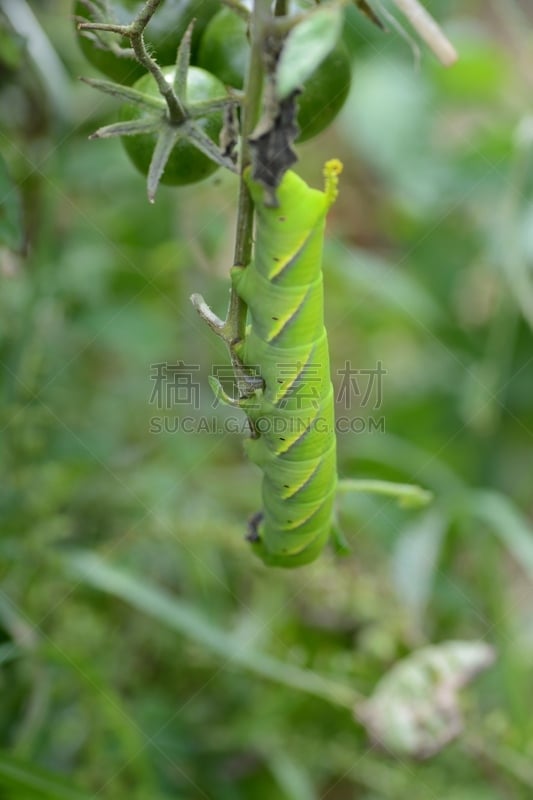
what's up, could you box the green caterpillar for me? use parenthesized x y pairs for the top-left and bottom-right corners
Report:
(228, 160), (342, 568)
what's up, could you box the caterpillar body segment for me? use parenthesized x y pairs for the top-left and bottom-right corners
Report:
(231, 163), (342, 567)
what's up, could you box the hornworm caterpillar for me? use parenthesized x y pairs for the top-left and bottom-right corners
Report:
(228, 160), (342, 567)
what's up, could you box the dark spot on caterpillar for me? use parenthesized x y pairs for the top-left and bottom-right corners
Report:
(277, 379), (283, 383)
(279, 437), (286, 441)
(278, 216), (286, 222)
(272, 316), (279, 321)
(283, 485), (289, 489)
(273, 257), (280, 261)
(246, 510), (263, 542)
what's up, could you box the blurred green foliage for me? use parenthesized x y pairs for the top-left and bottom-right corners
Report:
(1, 0), (533, 797)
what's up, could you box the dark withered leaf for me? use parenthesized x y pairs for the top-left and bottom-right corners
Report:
(248, 90), (299, 207)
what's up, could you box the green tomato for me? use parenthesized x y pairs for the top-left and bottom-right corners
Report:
(119, 66), (226, 186)
(74, 0), (219, 85)
(197, 7), (352, 142)
(295, 43), (352, 141)
(197, 8), (248, 90)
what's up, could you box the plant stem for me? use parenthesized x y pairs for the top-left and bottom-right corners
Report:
(192, 0), (270, 388)
(337, 479), (433, 508)
(79, 0), (187, 123)
(389, 0), (457, 66)
(129, 0), (186, 123)
(222, 0), (270, 347)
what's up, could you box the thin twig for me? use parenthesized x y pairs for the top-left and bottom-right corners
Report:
(376, 0), (421, 69)
(190, 293), (225, 336)
(389, 0), (457, 66)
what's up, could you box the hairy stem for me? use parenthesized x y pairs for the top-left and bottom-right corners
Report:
(79, 0), (187, 123)
(193, 0), (269, 363)
(222, 0), (270, 349)
(129, 0), (186, 123)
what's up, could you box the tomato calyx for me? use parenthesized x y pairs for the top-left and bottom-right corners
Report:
(85, 23), (239, 201)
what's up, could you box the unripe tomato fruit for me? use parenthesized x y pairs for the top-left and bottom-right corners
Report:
(295, 44), (351, 141)
(119, 66), (226, 186)
(197, 8), (247, 90)
(74, 0), (219, 85)
(197, 7), (352, 142)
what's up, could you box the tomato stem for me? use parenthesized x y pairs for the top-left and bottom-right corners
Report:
(80, 0), (188, 123)
(128, 0), (187, 123)
(189, 0), (307, 394)
(224, 0), (270, 350)
(192, 0), (270, 393)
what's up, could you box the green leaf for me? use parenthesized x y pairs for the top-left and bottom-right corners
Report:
(67, 551), (240, 654)
(468, 490), (533, 581)
(0, 751), (91, 800)
(267, 749), (317, 800)
(325, 241), (445, 327)
(276, 6), (343, 100)
(392, 510), (447, 633)
(0, 151), (24, 253)
(357, 641), (496, 759)
(0, 642), (21, 666)
(66, 552), (360, 709)
(3, 0), (72, 120)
